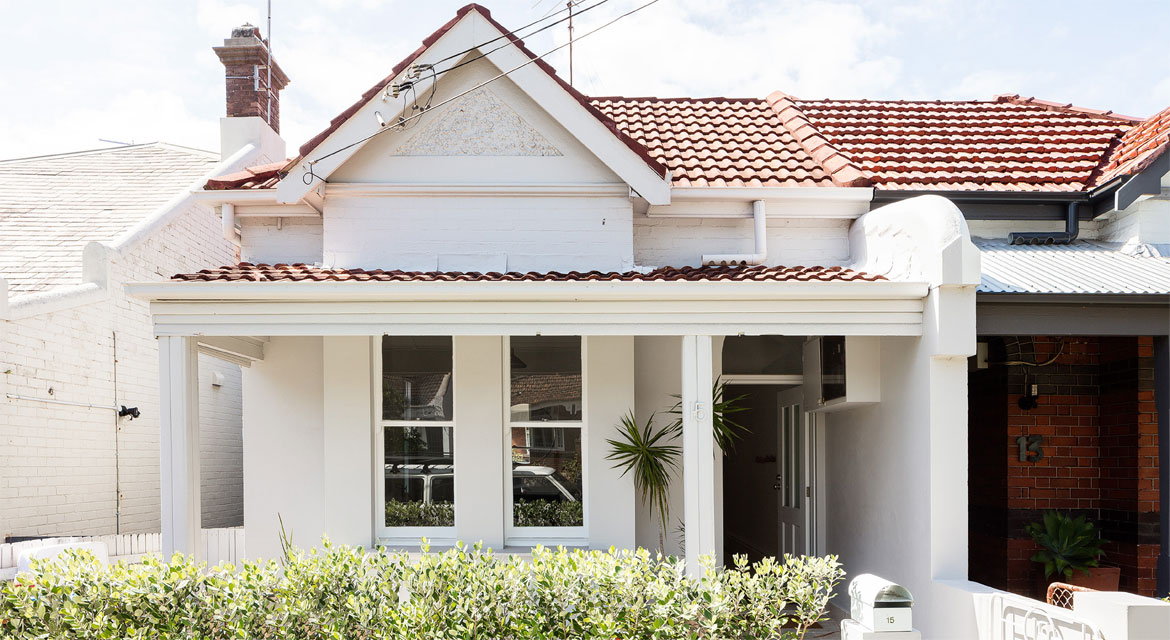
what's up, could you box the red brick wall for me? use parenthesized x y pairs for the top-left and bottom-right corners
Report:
(968, 336), (1161, 598)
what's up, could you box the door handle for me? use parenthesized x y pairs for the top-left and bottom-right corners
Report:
(772, 483), (783, 490)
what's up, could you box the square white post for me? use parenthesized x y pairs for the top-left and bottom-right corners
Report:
(681, 335), (716, 576)
(159, 336), (201, 560)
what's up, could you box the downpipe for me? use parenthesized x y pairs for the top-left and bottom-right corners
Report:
(1009, 202), (1080, 245)
(703, 200), (767, 266)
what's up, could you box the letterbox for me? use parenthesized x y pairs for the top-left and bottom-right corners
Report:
(849, 574), (914, 633)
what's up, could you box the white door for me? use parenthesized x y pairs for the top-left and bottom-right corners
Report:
(776, 387), (814, 557)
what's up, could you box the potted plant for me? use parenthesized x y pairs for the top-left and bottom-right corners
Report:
(1027, 511), (1119, 591)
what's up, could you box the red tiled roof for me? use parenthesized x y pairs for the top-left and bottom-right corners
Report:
(200, 6), (1168, 195)
(798, 98), (1135, 191)
(590, 95), (869, 187)
(170, 263), (886, 282)
(289, 4), (666, 180)
(205, 94), (1157, 193)
(1095, 103), (1170, 184)
(204, 160), (286, 190)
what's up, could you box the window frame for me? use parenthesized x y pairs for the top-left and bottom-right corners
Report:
(503, 335), (588, 545)
(374, 336), (458, 545)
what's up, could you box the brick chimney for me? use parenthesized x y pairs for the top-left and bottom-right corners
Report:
(213, 24), (290, 133)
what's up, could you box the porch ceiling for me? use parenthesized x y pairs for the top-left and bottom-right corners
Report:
(128, 278), (928, 337)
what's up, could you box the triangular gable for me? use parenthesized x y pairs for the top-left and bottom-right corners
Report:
(276, 4), (671, 204)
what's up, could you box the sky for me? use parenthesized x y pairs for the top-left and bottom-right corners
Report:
(1, 0), (1167, 160)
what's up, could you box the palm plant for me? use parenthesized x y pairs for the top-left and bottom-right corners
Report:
(606, 379), (749, 553)
(1027, 511), (1107, 580)
(606, 411), (680, 552)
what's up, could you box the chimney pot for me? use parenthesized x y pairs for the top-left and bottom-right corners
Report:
(231, 23), (261, 40)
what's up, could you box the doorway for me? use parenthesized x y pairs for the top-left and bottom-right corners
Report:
(720, 333), (819, 563)
(722, 383), (817, 562)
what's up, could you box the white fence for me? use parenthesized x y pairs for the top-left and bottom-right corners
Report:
(0, 528), (245, 580)
(984, 591), (1103, 640)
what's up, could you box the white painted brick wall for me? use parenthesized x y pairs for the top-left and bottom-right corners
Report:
(241, 217), (324, 265)
(1098, 195), (1170, 246)
(322, 196), (634, 272)
(633, 214), (851, 268)
(1, 201), (243, 539)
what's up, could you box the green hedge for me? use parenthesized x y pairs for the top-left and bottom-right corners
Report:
(0, 541), (843, 640)
(385, 500), (455, 527)
(513, 499), (584, 527)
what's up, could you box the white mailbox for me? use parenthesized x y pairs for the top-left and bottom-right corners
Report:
(849, 574), (914, 633)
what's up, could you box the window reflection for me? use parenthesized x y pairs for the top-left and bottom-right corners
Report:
(510, 336), (582, 422)
(382, 336), (453, 421)
(384, 426), (454, 527)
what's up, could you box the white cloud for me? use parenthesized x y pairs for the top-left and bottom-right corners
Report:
(196, 0), (262, 34)
(555, 0), (904, 99)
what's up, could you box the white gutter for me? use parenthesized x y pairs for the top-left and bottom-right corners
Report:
(669, 186), (874, 202)
(126, 278), (929, 303)
(703, 200), (767, 266)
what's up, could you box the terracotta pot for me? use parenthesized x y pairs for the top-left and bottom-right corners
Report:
(1066, 566), (1121, 591)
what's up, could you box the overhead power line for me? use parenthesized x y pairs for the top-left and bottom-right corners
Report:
(303, 0), (664, 176)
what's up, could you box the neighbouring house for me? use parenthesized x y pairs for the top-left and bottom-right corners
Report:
(0, 31), (290, 541)
(127, 5), (1169, 637)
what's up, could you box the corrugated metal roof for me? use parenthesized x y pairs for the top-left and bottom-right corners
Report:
(976, 238), (1170, 295)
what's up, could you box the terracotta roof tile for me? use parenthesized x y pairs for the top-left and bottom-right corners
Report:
(171, 263), (886, 283)
(199, 5), (1166, 196)
(1094, 103), (1170, 184)
(590, 97), (837, 187)
(204, 160), (286, 190)
(797, 98), (1136, 191)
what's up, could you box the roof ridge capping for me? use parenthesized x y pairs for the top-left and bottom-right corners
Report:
(765, 90), (871, 187)
(993, 94), (1145, 122)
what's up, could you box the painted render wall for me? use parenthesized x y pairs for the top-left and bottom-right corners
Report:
(632, 336), (724, 561)
(243, 336), (325, 559)
(0, 201), (244, 539)
(824, 333), (975, 637)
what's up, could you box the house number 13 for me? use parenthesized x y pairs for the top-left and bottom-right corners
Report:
(1016, 435), (1044, 462)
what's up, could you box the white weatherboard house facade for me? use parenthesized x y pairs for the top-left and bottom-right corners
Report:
(130, 5), (1170, 638)
(0, 138), (284, 541)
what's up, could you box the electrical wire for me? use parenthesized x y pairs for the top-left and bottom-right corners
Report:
(992, 339), (1066, 367)
(303, 0), (664, 175)
(430, 0), (596, 68)
(431, 0), (608, 80)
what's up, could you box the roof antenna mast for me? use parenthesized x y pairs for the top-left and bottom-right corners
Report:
(266, 0), (273, 127)
(567, 0), (576, 86)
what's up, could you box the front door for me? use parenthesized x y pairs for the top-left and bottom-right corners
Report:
(776, 387), (813, 557)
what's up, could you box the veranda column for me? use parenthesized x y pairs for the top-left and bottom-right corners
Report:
(681, 335), (716, 576)
(159, 336), (201, 560)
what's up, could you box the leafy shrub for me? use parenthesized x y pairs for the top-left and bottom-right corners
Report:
(385, 500), (455, 527)
(1027, 511), (1106, 580)
(513, 499), (584, 527)
(0, 541), (844, 640)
